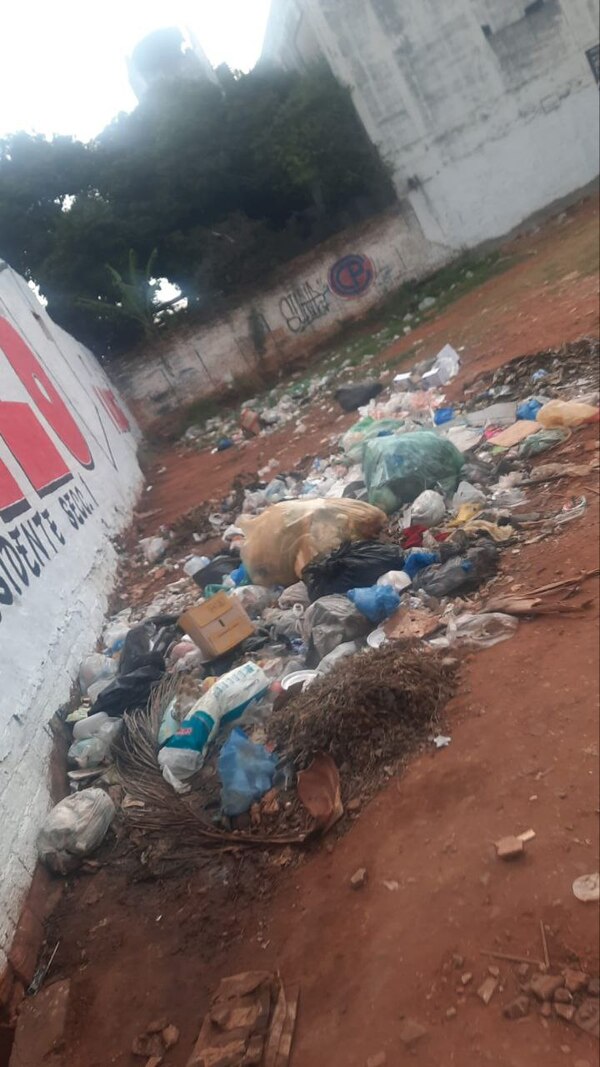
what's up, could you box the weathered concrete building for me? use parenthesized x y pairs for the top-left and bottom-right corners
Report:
(263, 0), (599, 247)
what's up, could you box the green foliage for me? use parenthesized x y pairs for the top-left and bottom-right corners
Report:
(0, 64), (394, 355)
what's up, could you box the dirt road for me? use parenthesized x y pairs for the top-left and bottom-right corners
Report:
(36, 198), (600, 1067)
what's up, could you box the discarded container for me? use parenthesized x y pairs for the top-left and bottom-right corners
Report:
(179, 591), (255, 660)
(37, 789), (115, 874)
(363, 432), (464, 513)
(347, 584), (401, 623)
(572, 872), (600, 902)
(281, 669), (318, 691)
(219, 729), (278, 817)
(183, 555), (210, 578)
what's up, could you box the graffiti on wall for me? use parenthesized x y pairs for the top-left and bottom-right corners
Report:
(279, 281), (330, 333)
(0, 315), (130, 623)
(328, 253), (374, 298)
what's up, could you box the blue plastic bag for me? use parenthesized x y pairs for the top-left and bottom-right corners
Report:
(434, 407), (454, 426)
(516, 398), (543, 421)
(403, 550), (439, 580)
(219, 728), (278, 816)
(347, 584), (401, 623)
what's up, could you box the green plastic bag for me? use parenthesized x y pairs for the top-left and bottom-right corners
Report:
(341, 417), (411, 464)
(363, 431), (464, 514)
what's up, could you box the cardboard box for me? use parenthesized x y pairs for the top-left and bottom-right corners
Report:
(179, 592), (254, 660)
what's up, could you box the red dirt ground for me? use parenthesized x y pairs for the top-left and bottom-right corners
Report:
(23, 199), (600, 1067)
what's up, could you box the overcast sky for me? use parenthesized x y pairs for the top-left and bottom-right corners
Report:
(0, 0), (273, 142)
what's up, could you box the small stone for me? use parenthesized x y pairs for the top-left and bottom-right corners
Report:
(488, 966), (500, 978)
(452, 954), (465, 969)
(554, 988), (573, 1004)
(563, 969), (588, 994)
(132, 1034), (164, 1058)
(587, 977), (600, 996)
(530, 974), (565, 1001)
(517, 963), (529, 979)
(504, 995), (530, 1020)
(398, 1018), (428, 1046)
(495, 836), (525, 860)
(445, 1007), (457, 1019)
(145, 1058), (163, 1067)
(560, 1045), (571, 1054)
(540, 1002), (552, 1017)
(162, 1023), (179, 1049)
(347, 798), (361, 813)
(574, 998), (600, 1036)
(366, 1053), (386, 1067)
(477, 976), (498, 1005)
(461, 972), (473, 986)
(554, 1003), (576, 1021)
(350, 868), (368, 890)
(575, 1059), (591, 1067)
(147, 1018), (169, 1034)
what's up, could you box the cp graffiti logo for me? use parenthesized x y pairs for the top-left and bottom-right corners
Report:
(328, 253), (374, 298)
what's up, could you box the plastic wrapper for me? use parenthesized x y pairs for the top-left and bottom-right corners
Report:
(347, 585), (401, 623)
(240, 498), (386, 587)
(452, 481), (487, 508)
(363, 431), (464, 513)
(218, 728), (278, 816)
(159, 663), (269, 789)
(536, 398), (598, 428)
(413, 543), (499, 597)
(445, 612), (518, 648)
(79, 654), (117, 697)
(302, 595), (373, 663)
(410, 489), (446, 527)
(37, 789), (115, 874)
(316, 640), (362, 675)
(231, 584), (278, 618)
(278, 581), (311, 609)
(302, 540), (405, 601)
(517, 428), (570, 457)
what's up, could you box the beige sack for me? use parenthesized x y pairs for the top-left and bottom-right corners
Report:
(240, 498), (387, 587)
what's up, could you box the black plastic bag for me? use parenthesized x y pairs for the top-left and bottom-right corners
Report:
(92, 652), (166, 716)
(302, 540), (405, 601)
(192, 554), (238, 590)
(412, 543), (499, 598)
(335, 381), (384, 412)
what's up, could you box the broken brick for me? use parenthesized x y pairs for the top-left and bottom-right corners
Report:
(554, 1003), (576, 1022)
(574, 998), (600, 1037)
(349, 868), (368, 890)
(504, 995), (530, 1019)
(398, 1018), (428, 1046)
(563, 969), (588, 994)
(530, 974), (565, 1002)
(477, 977), (498, 1005)
(495, 836), (525, 861)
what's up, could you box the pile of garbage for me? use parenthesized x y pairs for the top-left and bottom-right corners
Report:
(37, 338), (599, 872)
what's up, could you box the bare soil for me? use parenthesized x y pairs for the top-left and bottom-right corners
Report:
(32, 198), (600, 1067)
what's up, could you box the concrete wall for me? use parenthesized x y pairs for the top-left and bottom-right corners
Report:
(109, 205), (451, 428)
(0, 264), (142, 982)
(274, 0), (599, 247)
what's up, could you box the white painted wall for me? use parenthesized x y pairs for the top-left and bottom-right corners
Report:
(0, 264), (142, 978)
(110, 206), (451, 426)
(274, 0), (599, 246)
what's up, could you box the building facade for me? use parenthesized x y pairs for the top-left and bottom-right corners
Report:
(263, 0), (600, 246)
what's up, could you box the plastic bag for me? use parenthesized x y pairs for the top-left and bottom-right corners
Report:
(68, 737), (109, 769)
(410, 490), (446, 528)
(517, 428), (570, 457)
(139, 536), (168, 564)
(347, 585), (401, 623)
(516, 398), (543, 421)
(302, 595), (373, 663)
(218, 728), (278, 816)
(37, 789), (115, 874)
(452, 481), (486, 508)
(340, 417), (407, 464)
(402, 550), (439, 580)
(183, 555), (210, 578)
(302, 540), (405, 601)
(240, 498), (386, 587)
(316, 640), (362, 675)
(335, 380), (384, 412)
(363, 432), (464, 514)
(159, 663), (269, 787)
(92, 653), (165, 716)
(445, 612), (518, 648)
(536, 398), (598, 428)
(432, 343), (460, 384)
(79, 654), (117, 697)
(278, 581), (310, 610)
(192, 554), (239, 590)
(231, 584), (278, 618)
(376, 570), (412, 593)
(413, 543), (499, 597)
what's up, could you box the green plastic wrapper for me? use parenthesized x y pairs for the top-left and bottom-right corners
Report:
(363, 431), (464, 513)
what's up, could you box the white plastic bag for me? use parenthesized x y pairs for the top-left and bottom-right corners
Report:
(376, 570), (412, 593)
(139, 536), (168, 564)
(446, 612), (518, 648)
(453, 481), (486, 508)
(410, 490), (446, 528)
(37, 789), (115, 874)
(432, 343), (460, 384)
(79, 654), (117, 697)
(68, 737), (109, 769)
